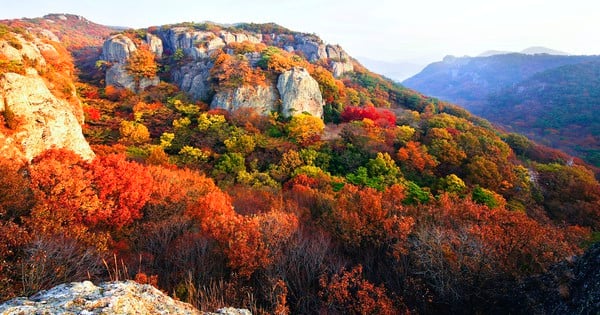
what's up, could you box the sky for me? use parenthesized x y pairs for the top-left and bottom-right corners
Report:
(2, 0), (599, 66)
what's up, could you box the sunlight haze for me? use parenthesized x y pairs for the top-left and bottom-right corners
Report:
(2, 0), (599, 68)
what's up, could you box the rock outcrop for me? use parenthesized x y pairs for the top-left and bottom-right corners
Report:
(105, 63), (160, 92)
(277, 67), (324, 118)
(146, 33), (164, 58)
(211, 84), (279, 115)
(0, 72), (94, 162)
(100, 34), (137, 62)
(272, 34), (354, 77)
(100, 34), (160, 92)
(158, 27), (226, 60)
(0, 281), (252, 315)
(0, 33), (94, 162)
(220, 31), (262, 45)
(172, 59), (214, 101)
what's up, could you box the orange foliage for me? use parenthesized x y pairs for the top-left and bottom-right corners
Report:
(125, 46), (157, 84)
(319, 265), (405, 315)
(331, 185), (414, 257)
(397, 141), (439, 174)
(187, 190), (270, 278)
(210, 51), (266, 91)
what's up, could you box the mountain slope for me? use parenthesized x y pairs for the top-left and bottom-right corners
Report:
(402, 54), (600, 112)
(403, 53), (600, 167)
(0, 14), (599, 315)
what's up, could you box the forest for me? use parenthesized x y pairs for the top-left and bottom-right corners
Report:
(1, 18), (599, 314)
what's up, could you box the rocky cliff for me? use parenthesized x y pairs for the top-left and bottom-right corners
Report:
(0, 281), (251, 315)
(99, 23), (354, 118)
(101, 34), (160, 91)
(211, 84), (279, 115)
(0, 31), (94, 162)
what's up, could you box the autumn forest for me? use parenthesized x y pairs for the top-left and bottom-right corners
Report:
(0, 15), (599, 314)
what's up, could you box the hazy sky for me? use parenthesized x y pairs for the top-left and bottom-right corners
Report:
(2, 0), (599, 64)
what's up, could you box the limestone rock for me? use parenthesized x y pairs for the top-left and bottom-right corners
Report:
(101, 34), (136, 62)
(220, 31), (262, 45)
(158, 27), (225, 60)
(0, 280), (253, 315)
(101, 34), (160, 92)
(0, 72), (94, 162)
(172, 59), (214, 101)
(331, 60), (354, 78)
(277, 67), (324, 118)
(105, 63), (159, 91)
(211, 84), (278, 115)
(0, 35), (46, 67)
(146, 33), (163, 58)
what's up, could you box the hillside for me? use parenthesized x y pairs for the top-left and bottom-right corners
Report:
(0, 15), (599, 315)
(402, 53), (600, 112)
(403, 53), (600, 167)
(484, 61), (600, 166)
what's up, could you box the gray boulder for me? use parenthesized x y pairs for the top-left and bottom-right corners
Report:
(211, 84), (278, 115)
(0, 280), (253, 315)
(277, 67), (324, 118)
(101, 34), (136, 62)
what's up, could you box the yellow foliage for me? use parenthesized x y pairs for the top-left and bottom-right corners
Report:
(286, 113), (325, 146)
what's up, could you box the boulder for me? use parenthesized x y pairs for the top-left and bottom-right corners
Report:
(277, 67), (324, 118)
(101, 34), (136, 62)
(0, 72), (94, 162)
(211, 84), (278, 115)
(0, 280), (253, 315)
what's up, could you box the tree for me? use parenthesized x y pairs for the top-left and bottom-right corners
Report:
(286, 114), (325, 146)
(125, 46), (157, 91)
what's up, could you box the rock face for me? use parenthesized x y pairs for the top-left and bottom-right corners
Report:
(211, 84), (279, 115)
(277, 67), (324, 118)
(0, 281), (252, 315)
(0, 72), (94, 162)
(146, 33), (163, 58)
(172, 59), (214, 101)
(105, 63), (160, 92)
(98, 25), (352, 112)
(101, 34), (160, 92)
(158, 27), (226, 60)
(100, 34), (136, 62)
(272, 35), (354, 77)
(220, 31), (262, 45)
(0, 33), (94, 162)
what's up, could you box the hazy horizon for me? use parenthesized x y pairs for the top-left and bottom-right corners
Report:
(2, 0), (599, 70)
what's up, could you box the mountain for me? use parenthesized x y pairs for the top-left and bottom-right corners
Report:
(356, 56), (426, 81)
(484, 61), (600, 166)
(520, 46), (569, 55)
(0, 14), (599, 315)
(403, 53), (600, 166)
(478, 46), (569, 57)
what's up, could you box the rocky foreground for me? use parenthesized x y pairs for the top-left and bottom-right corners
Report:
(0, 281), (251, 315)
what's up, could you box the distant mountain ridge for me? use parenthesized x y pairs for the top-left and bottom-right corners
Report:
(479, 46), (569, 57)
(403, 52), (600, 166)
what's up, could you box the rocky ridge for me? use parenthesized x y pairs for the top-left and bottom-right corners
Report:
(100, 24), (354, 118)
(0, 32), (94, 162)
(0, 281), (252, 315)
